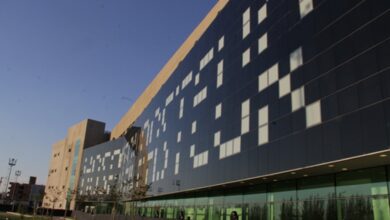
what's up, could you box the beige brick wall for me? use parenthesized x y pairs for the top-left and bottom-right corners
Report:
(43, 119), (106, 210)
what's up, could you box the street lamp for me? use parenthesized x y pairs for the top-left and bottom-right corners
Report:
(15, 170), (21, 182)
(11, 170), (21, 211)
(4, 158), (17, 196)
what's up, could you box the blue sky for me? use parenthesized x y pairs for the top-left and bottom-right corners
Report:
(0, 0), (216, 185)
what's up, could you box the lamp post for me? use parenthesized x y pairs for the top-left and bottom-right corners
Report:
(11, 170), (21, 211)
(4, 158), (17, 197)
(15, 170), (21, 182)
(0, 177), (3, 199)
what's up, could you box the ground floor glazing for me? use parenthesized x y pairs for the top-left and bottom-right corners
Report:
(122, 166), (390, 220)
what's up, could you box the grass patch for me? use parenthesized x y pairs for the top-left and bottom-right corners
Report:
(0, 212), (56, 220)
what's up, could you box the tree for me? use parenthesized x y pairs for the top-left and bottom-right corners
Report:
(64, 188), (79, 218)
(44, 187), (63, 219)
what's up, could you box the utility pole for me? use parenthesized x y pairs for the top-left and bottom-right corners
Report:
(4, 158), (17, 198)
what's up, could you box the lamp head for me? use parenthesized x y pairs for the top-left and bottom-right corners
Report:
(8, 158), (17, 166)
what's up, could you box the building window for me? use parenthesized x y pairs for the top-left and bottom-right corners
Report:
(195, 73), (200, 85)
(279, 74), (291, 98)
(219, 137), (241, 160)
(215, 103), (222, 119)
(258, 33), (268, 54)
(243, 8), (251, 39)
(190, 145), (195, 158)
(241, 99), (250, 134)
(258, 3), (267, 24)
(164, 149), (168, 169)
(217, 60), (223, 88)
(165, 92), (174, 106)
(242, 48), (251, 67)
(191, 121), (197, 134)
(177, 131), (182, 143)
(193, 87), (208, 107)
(200, 48), (214, 71)
(258, 63), (279, 92)
(306, 101), (322, 128)
(258, 105), (269, 146)
(182, 71), (193, 89)
(214, 131), (221, 147)
(194, 151), (208, 168)
(290, 47), (303, 72)
(291, 86), (305, 112)
(175, 85), (180, 96)
(299, 0), (314, 18)
(218, 36), (224, 51)
(179, 98), (184, 119)
(174, 153), (180, 175)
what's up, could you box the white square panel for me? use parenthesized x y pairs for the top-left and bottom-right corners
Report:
(258, 71), (268, 92)
(291, 86), (305, 112)
(233, 137), (241, 154)
(226, 140), (233, 157)
(177, 131), (182, 143)
(268, 63), (279, 85)
(176, 152), (180, 163)
(190, 145), (195, 158)
(195, 73), (200, 85)
(299, 0), (314, 18)
(203, 151), (208, 165)
(258, 125), (269, 146)
(279, 74), (291, 98)
(258, 33), (268, 54)
(258, 3), (267, 24)
(243, 8), (250, 24)
(242, 48), (251, 67)
(290, 47), (303, 72)
(175, 165), (179, 175)
(218, 60), (224, 74)
(258, 105), (269, 126)
(214, 131), (221, 147)
(219, 144), (226, 159)
(241, 116), (250, 135)
(241, 99), (250, 117)
(217, 74), (223, 88)
(199, 154), (204, 166)
(306, 100), (322, 128)
(243, 23), (250, 39)
(215, 103), (222, 119)
(218, 36), (224, 51)
(191, 121), (197, 134)
(194, 155), (199, 168)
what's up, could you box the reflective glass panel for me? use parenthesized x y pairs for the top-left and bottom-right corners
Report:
(336, 167), (390, 220)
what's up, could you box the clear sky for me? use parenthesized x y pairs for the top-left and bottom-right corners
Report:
(0, 0), (216, 186)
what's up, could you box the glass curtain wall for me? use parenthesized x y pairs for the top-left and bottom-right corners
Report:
(127, 166), (390, 220)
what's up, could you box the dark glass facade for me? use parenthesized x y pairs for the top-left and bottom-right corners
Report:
(78, 138), (127, 196)
(122, 0), (390, 196)
(73, 0), (390, 218)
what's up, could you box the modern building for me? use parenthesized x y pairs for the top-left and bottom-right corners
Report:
(78, 137), (126, 197)
(104, 0), (390, 219)
(43, 119), (108, 211)
(8, 176), (45, 211)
